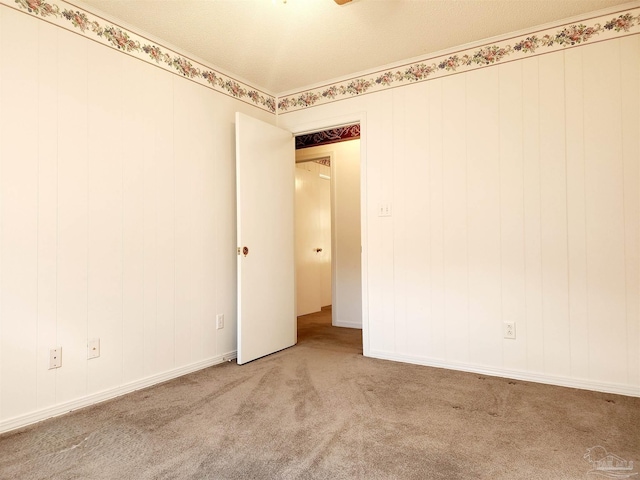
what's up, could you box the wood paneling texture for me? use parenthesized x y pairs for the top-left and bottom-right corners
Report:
(427, 79), (446, 361)
(620, 36), (640, 388)
(367, 91), (394, 353)
(565, 47), (589, 382)
(0, 5), (4, 421)
(392, 87), (408, 354)
(403, 82), (430, 357)
(0, 8), (273, 426)
(2, 1), (640, 429)
(498, 60), (526, 372)
(56, 24), (89, 406)
(466, 66), (501, 368)
(121, 56), (149, 385)
(36, 21), (59, 411)
(583, 41), (627, 385)
(87, 43), (124, 395)
(281, 37), (640, 395)
(1, 8), (39, 419)
(441, 73), (469, 364)
(539, 52), (571, 378)
(406, 42), (635, 389)
(521, 56), (545, 376)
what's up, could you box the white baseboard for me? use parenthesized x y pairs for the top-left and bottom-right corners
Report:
(369, 350), (640, 398)
(0, 350), (238, 434)
(333, 321), (362, 329)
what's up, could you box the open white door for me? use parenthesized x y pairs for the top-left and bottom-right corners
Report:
(295, 166), (322, 316)
(236, 112), (296, 365)
(295, 163), (331, 316)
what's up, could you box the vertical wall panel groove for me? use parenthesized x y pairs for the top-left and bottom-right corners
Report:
(174, 78), (196, 368)
(466, 67), (501, 367)
(442, 74), (469, 363)
(1, 8), (39, 418)
(499, 61), (526, 372)
(403, 82), (430, 356)
(36, 20), (59, 410)
(368, 92), (394, 353)
(428, 79), (445, 360)
(583, 41), (627, 385)
(539, 52), (571, 378)
(56, 26), (89, 405)
(384, 93), (395, 353)
(620, 35), (640, 387)
(87, 43), (124, 395)
(522, 56), (544, 374)
(122, 56), (149, 384)
(155, 73), (175, 373)
(0, 4), (4, 421)
(565, 48), (589, 381)
(392, 87), (407, 354)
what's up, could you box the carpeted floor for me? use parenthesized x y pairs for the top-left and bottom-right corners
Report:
(1, 308), (638, 479)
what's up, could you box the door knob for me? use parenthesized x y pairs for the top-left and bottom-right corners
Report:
(315, 248), (323, 253)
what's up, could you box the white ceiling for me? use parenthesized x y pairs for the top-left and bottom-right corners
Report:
(79, 0), (634, 94)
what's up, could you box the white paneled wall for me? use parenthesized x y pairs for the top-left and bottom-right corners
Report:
(279, 36), (640, 396)
(0, 5), (4, 422)
(621, 37), (640, 388)
(0, 7), (274, 430)
(1, 0), (639, 435)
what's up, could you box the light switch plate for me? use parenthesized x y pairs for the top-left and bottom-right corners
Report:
(378, 203), (392, 217)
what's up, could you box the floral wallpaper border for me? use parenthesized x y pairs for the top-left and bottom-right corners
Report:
(3, 0), (639, 116)
(295, 124), (360, 150)
(314, 158), (331, 167)
(278, 6), (640, 114)
(3, 0), (276, 113)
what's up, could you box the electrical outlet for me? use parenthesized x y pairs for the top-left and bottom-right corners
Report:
(49, 347), (62, 369)
(88, 338), (100, 359)
(216, 314), (225, 330)
(503, 322), (516, 339)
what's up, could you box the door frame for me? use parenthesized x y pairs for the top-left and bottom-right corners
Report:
(285, 112), (369, 357)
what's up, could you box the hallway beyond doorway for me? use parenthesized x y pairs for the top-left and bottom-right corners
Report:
(297, 306), (362, 354)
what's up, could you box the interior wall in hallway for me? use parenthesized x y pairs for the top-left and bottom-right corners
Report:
(296, 141), (362, 328)
(294, 161), (331, 316)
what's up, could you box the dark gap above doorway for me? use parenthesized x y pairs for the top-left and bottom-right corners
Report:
(295, 124), (360, 150)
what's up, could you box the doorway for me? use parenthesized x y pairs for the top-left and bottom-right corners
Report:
(294, 128), (362, 330)
(236, 113), (366, 365)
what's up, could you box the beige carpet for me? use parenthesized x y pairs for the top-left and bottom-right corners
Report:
(1, 308), (638, 479)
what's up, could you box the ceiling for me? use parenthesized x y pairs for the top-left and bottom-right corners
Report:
(79, 0), (635, 94)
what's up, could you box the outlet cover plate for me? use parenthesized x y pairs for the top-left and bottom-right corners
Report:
(49, 347), (62, 369)
(88, 338), (100, 359)
(503, 322), (516, 339)
(216, 314), (224, 330)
